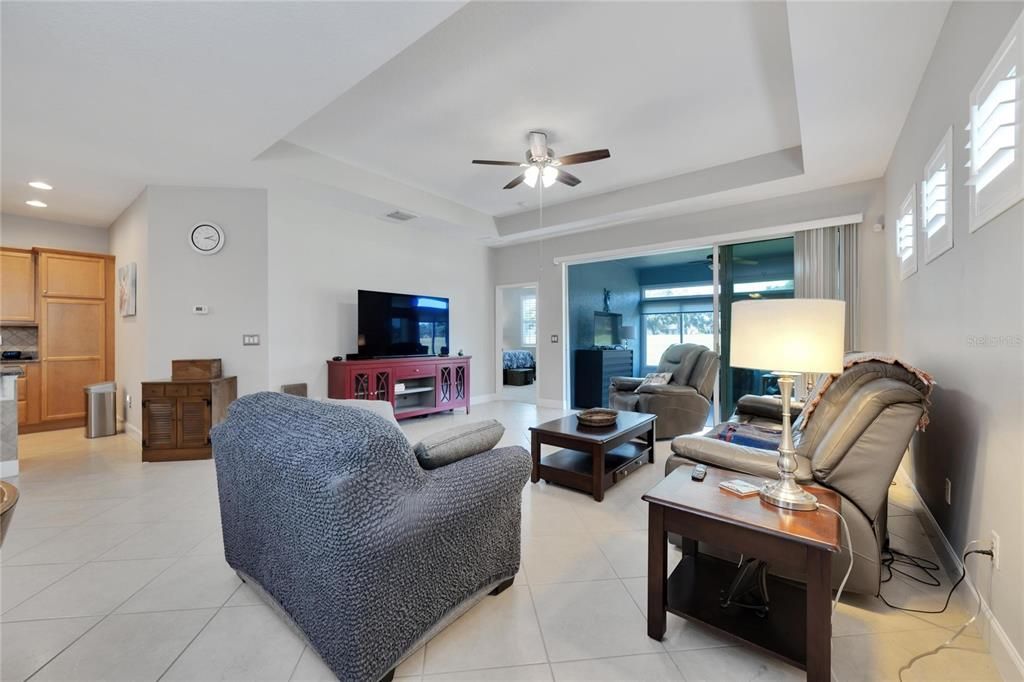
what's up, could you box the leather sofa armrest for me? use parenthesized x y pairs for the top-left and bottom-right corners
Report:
(670, 435), (813, 482)
(734, 394), (806, 421)
(635, 383), (698, 396)
(610, 376), (643, 391)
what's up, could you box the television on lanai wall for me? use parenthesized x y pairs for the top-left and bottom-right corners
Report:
(593, 311), (622, 347)
(357, 290), (450, 358)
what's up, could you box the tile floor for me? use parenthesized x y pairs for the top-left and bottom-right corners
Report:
(0, 399), (1003, 681)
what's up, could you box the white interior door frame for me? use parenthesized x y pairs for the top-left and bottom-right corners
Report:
(494, 281), (539, 401)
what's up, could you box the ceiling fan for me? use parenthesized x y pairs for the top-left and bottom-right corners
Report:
(689, 254), (760, 269)
(472, 131), (610, 190)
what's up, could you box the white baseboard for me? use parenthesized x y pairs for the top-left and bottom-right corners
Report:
(0, 459), (19, 478)
(470, 393), (497, 406)
(124, 423), (142, 443)
(895, 466), (1024, 681)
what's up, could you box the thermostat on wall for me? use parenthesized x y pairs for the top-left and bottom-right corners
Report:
(192, 304), (209, 315)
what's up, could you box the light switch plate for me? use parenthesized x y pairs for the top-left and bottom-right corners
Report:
(550, 334), (559, 343)
(242, 334), (261, 346)
(192, 304), (209, 315)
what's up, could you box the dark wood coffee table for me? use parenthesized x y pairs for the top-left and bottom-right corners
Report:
(529, 411), (655, 502)
(644, 466), (840, 681)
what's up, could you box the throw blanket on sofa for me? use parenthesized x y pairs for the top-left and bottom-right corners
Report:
(503, 350), (535, 370)
(709, 422), (783, 450)
(799, 352), (935, 431)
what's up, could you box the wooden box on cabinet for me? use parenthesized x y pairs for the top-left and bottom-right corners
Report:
(171, 359), (222, 381)
(142, 376), (237, 461)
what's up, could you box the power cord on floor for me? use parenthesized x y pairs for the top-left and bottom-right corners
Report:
(894, 543), (993, 681)
(879, 541), (991, 615)
(881, 548), (942, 587)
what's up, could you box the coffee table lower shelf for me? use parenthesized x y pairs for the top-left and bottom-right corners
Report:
(538, 442), (649, 494)
(666, 552), (808, 670)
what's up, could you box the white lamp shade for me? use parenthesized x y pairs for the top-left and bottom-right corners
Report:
(730, 299), (846, 374)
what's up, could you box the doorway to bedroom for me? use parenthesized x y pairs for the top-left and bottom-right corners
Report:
(496, 283), (538, 404)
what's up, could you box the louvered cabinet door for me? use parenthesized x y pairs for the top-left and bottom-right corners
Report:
(177, 397), (211, 449)
(143, 398), (177, 449)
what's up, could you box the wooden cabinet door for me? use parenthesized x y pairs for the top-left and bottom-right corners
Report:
(371, 368), (393, 402)
(437, 364), (454, 406)
(40, 298), (105, 421)
(143, 398), (177, 449)
(0, 249), (36, 322)
(349, 369), (372, 399)
(39, 251), (106, 299)
(177, 397), (211, 449)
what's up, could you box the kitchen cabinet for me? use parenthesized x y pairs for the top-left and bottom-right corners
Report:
(0, 248), (36, 323)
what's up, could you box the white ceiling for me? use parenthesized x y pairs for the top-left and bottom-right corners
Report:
(284, 1), (802, 216)
(1, 1), (463, 227)
(1, 1), (951, 241)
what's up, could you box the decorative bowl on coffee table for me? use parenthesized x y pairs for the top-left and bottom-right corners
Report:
(577, 408), (619, 428)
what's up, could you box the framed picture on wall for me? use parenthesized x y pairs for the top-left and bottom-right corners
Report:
(118, 262), (137, 317)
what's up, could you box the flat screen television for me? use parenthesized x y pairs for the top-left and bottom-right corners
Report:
(357, 290), (450, 358)
(593, 311), (622, 347)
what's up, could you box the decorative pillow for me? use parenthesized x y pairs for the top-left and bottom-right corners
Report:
(708, 422), (782, 450)
(414, 420), (505, 470)
(633, 372), (673, 393)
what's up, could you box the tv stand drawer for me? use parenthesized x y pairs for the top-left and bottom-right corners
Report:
(395, 365), (431, 380)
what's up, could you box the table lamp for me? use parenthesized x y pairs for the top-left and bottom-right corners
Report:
(730, 299), (846, 511)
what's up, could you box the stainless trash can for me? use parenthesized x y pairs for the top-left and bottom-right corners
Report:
(85, 382), (116, 438)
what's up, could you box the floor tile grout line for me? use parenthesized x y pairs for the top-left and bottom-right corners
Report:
(20, 550), (188, 680)
(524, 581), (554, 667)
(155, 582), (247, 681)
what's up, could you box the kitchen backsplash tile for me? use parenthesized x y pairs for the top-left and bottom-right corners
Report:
(1, 326), (38, 355)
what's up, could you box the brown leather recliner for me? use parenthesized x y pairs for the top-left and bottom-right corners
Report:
(667, 358), (929, 595)
(609, 344), (719, 438)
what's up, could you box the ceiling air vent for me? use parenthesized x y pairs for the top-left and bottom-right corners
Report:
(383, 209), (418, 222)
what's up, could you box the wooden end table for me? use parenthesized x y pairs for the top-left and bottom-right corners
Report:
(529, 412), (656, 502)
(644, 466), (840, 681)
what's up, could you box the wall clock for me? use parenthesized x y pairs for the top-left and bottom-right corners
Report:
(190, 222), (225, 255)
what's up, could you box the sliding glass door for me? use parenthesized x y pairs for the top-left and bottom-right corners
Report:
(717, 237), (795, 418)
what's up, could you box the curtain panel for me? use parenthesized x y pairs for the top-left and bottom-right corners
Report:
(793, 224), (860, 394)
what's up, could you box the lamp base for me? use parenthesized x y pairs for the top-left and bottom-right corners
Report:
(759, 478), (818, 511)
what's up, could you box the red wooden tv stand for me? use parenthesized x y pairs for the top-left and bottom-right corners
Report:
(327, 356), (471, 420)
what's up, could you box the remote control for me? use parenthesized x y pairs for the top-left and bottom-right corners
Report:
(691, 464), (707, 482)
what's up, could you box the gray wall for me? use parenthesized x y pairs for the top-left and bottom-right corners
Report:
(1, 212), (109, 253)
(494, 179), (885, 405)
(567, 260), (641, 390)
(108, 191), (149, 432)
(882, 2), (1023, 669)
(108, 186), (270, 436)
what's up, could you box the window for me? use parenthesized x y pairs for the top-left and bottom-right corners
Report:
(922, 128), (953, 263)
(897, 186), (917, 280)
(967, 14), (1023, 232)
(644, 284), (714, 299)
(521, 295), (537, 346)
(642, 311), (714, 369)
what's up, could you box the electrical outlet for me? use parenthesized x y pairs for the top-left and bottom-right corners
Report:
(242, 334), (261, 346)
(991, 530), (1000, 570)
(192, 304), (209, 315)
(125, 393), (132, 410)
(944, 478), (951, 505)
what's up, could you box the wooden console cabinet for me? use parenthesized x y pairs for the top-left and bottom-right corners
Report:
(327, 356), (471, 420)
(141, 376), (237, 461)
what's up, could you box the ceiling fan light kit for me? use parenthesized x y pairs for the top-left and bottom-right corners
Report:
(472, 130), (610, 190)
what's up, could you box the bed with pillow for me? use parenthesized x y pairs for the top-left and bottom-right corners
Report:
(502, 350), (536, 385)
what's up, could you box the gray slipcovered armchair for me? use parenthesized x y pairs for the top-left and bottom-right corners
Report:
(609, 343), (719, 437)
(667, 358), (930, 595)
(212, 392), (531, 682)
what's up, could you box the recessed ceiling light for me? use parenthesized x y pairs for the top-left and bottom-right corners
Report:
(28, 181), (53, 191)
(26, 200), (47, 208)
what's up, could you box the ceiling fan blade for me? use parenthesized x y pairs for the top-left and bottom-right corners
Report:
(555, 169), (582, 187)
(503, 173), (527, 190)
(556, 149), (610, 166)
(472, 159), (523, 166)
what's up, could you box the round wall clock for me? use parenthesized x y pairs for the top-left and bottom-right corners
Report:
(189, 222), (225, 255)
